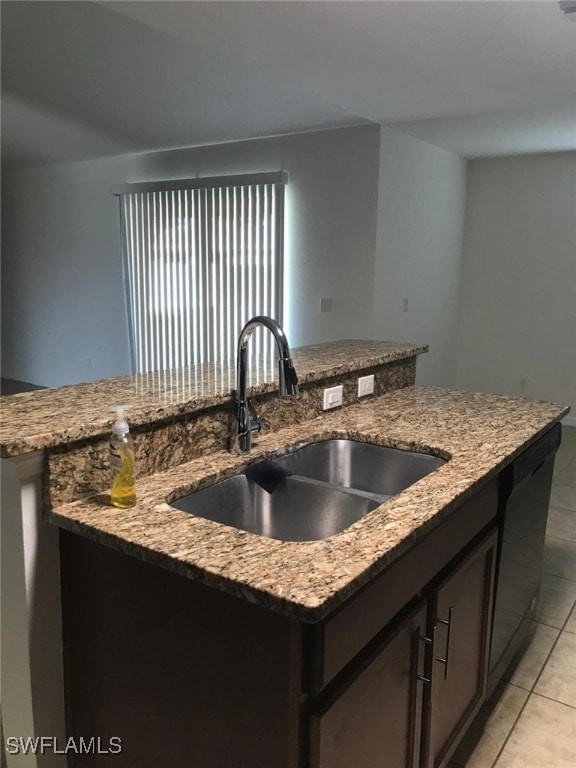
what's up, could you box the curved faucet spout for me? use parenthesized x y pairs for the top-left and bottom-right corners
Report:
(232, 315), (299, 453)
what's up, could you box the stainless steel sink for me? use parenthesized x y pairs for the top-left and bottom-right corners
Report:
(273, 439), (446, 497)
(169, 438), (446, 542)
(170, 473), (379, 542)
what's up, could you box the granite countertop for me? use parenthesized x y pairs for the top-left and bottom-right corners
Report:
(0, 340), (425, 457)
(50, 385), (568, 623)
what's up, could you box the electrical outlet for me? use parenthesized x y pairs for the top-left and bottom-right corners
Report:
(357, 374), (375, 397)
(323, 385), (343, 410)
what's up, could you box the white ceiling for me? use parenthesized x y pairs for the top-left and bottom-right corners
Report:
(2, 0), (575, 167)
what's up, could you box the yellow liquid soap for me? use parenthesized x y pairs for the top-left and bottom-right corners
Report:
(110, 445), (136, 508)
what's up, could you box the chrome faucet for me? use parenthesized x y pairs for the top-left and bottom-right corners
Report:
(232, 315), (299, 453)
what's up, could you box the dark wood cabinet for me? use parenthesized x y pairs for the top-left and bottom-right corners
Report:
(309, 530), (497, 768)
(60, 534), (304, 768)
(422, 531), (497, 768)
(310, 602), (427, 768)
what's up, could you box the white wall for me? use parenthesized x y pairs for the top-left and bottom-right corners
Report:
(1, 160), (132, 387)
(371, 126), (467, 387)
(456, 152), (576, 416)
(1, 125), (380, 387)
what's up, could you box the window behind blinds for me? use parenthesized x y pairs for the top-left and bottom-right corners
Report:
(114, 173), (286, 374)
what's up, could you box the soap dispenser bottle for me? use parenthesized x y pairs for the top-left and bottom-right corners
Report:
(109, 405), (136, 508)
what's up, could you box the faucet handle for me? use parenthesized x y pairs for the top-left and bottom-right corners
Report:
(247, 399), (264, 433)
(279, 358), (299, 396)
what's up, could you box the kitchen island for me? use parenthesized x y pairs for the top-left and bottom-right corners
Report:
(1, 340), (569, 768)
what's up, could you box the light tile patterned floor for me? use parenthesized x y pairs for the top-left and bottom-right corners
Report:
(451, 425), (576, 768)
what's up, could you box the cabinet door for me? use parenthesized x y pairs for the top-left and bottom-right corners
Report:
(310, 602), (428, 768)
(423, 530), (497, 768)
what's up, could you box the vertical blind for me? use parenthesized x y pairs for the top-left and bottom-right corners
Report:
(114, 173), (286, 375)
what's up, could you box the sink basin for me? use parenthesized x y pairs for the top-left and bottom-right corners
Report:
(273, 439), (446, 497)
(170, 473), (379, 542)
(169, 439), (446, 542)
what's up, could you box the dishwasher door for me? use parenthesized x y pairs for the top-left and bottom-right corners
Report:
(489, 424), (561, 689)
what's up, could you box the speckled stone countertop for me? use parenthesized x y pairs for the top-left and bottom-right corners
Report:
(50, 386), (569, 623)
(0, 340), (425, 457)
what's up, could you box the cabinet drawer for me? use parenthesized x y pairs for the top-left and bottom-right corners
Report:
(309, 479), (498, 693)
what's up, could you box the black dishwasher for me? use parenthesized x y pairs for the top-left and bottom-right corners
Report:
(489, 423), (561, 689)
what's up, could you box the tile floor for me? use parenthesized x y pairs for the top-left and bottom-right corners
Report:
(450, 425), (576, 768)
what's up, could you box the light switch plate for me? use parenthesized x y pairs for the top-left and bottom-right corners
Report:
(323, 385), (343, 410)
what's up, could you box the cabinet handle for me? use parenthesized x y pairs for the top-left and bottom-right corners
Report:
(436, 606), (454, 680)
(415, 629), (434, 686)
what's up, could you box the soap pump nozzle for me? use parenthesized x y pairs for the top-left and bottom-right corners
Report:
(111, 405), (131, 435)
